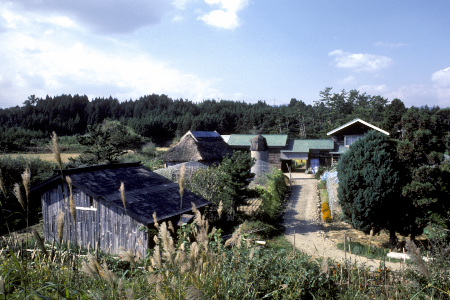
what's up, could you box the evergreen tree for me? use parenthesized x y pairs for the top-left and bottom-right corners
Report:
(74, 120), (145, 164)
(337, 131), (403, 245)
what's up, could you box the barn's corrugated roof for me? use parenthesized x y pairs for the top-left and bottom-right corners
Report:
(227, 134), (288, 147)
(281, 139), (335, 153)
(33, 163), (210, 225)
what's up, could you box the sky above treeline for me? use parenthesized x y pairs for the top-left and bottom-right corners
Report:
(1, 0), (449, 109)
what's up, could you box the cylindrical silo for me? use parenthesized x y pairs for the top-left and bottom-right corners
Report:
(250, 134), (269, 177)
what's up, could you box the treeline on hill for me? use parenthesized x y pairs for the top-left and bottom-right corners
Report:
(2, 88), (449, 152)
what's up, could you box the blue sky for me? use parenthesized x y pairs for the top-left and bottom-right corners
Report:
(1, 0), (449, 109)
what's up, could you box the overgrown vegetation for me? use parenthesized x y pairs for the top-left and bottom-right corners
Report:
(2, 204), (450, 299)
(253, 169), (288, 222)
(0, 156), (56, 235)
(183, 151), (254, 228)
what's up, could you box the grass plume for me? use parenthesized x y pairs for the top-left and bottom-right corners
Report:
(66, 176), (76, 223)
(119, 181), (127, 210)
(0, 169), (6, 197)
(51, 131), (62, 170)
(13, 183), (25, 210)
(21, 167), (31, 201)
(57, 211), (65, 244)
(81, 254), (118, 287)
(32, 229), (47, 257)
(224, 224), (243, 248)
(405, 239), (430, 279)
(217, 200), (223, 219)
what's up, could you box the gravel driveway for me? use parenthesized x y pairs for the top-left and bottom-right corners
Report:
(283, 172), (403, 271)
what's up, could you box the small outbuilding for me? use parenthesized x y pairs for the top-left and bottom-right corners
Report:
(161, 131), (233, 167)
(32, 162), (210, 257)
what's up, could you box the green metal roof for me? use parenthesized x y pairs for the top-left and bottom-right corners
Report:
(281, 139), (334, 153)
(227, 134), (288, 147)
(330, 145), (349, 154)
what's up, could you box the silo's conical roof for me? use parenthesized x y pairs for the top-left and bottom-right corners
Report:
(250, 134), (269, 151)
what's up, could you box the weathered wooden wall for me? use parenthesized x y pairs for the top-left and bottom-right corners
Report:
(41, 184), (148, 257)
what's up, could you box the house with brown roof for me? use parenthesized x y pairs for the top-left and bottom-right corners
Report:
(161, 131), (233, 167)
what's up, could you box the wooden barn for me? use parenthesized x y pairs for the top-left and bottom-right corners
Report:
(32, 162), (210, 257)
(161, 130), (233, 167)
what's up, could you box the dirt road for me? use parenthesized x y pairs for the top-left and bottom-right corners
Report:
(283, 172), (404, 271)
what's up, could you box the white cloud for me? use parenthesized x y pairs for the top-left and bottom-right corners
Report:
(198, 0), (249, 29)
(198, 9), (239, 29)
(172, 0), (193, 10)
(358, 84), (442, 108)
(0, 5), (222, 107)
(338, 75), (356, 85)
(374, 41), (407, 49)
(432, 67), (450, 86)
(431, 67), (450, 103)
(358, 84), (387, 95)
(5, 0), (171, 34)
(329, 49), (393, 72)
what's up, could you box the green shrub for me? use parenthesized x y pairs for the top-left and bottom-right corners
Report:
(255, 169), (288, 222)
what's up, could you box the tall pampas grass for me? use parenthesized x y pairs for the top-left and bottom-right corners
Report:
(21, 167), (31, 202)
(159, 222), (175, 264)
(406, 239), (430, 279)
(81, 254), (118, 287)
(119, 182), (127, 210)
(217, 200), (223, 220)
(51, 131), (62, 170)
(57, 212), (65, 244)
(0, 169), (6, 197)
(186, 286), (205, 300)
(153, 212), (159, 229)
(0, 170), (11, 234)
(224, 224), (243, 248)
(32, 229), (47, 257)
(66, 176), (76, 223)
(0, 275), (4, 296)
(13, 183), (25, 210)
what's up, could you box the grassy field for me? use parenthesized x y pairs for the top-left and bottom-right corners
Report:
(0, 152), (80, 163)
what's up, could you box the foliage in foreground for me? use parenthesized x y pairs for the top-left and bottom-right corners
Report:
(2, 206), (450, 299)
(0, 156), (56, 235)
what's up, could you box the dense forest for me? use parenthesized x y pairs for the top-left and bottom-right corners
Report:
(0, 88), (449, 151)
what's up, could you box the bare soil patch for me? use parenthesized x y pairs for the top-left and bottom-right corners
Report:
(323, 220), (392, 248)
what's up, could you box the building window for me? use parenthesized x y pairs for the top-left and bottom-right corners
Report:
(345, 135), (364, 146)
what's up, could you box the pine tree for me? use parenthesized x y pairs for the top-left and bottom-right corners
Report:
(337, 131), (403, 245)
